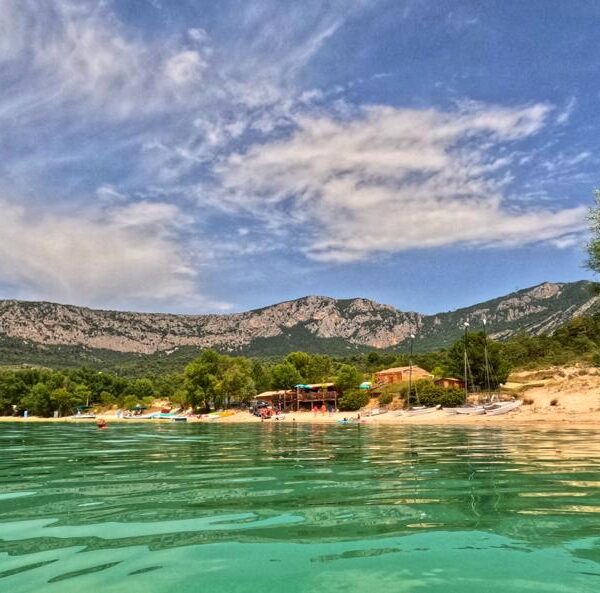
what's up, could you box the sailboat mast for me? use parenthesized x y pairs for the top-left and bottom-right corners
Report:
(463, 322), (469, 401)
(408, 333), (415, 408)
(483, 317), (491, 396)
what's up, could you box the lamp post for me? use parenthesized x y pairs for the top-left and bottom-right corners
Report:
(463, 321), (469, 401)
(407, 333), (415, 408)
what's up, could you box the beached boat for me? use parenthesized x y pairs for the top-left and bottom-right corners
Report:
(367, 407), (388, 417)
(402, 406), (438, 417)
(484, 400), (523, 416)
(444, 405), (486, 415)
(71, 413), (96, 419)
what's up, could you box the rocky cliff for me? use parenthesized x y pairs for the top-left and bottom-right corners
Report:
(0, 281), (597, 356)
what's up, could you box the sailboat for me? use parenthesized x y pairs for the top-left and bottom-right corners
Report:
(479, 317), (523, 415)
(444, 318), (522, 416)
(444, 321), (486, 415)
(402, 333), (437, 416)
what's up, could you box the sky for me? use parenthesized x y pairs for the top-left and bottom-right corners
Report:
(0, 0), (598, 315)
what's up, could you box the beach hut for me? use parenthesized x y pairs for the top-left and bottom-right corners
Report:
(294, 383), (339, 411)
(374, 366), (433, 386)
(434, 377), (465, 389)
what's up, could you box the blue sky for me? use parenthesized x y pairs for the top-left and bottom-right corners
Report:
(0, 0), (598, 314)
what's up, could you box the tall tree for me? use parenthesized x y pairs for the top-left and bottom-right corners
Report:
(335, 364), (362, 393)
(587, 189), (600, 280)
(271, 362), (302, 390)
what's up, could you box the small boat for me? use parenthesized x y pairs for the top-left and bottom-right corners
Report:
(71, 413), (96, 419)
(367, 407), (388, 417)
(484, 400), (523, 416)
(402, 406), (437, 417)
(171, 416), (188, 422)
(444, 405), (486, 415)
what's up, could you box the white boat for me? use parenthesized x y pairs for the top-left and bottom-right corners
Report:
(71, 414), (96, 419)
(484, 400), (522, 416)
(447, 405), (486, 415)
(402, 406), (437, 417)
(367, 407), (388, 417)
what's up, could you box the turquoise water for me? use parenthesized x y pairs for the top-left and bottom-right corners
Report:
(1, 423), (599, 592)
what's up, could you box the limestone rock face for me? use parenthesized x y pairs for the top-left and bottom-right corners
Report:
(0, 281), (597, 354)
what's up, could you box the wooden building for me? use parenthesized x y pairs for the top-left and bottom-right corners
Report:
(434, 377), (465, 390)
(295, 383), (339, 410)
(374, 366), (433, 386)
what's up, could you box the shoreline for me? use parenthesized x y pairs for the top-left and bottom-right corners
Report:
(1, 407), (599, 428)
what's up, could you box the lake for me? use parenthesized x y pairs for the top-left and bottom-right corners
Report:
(1, 422), (599, 592)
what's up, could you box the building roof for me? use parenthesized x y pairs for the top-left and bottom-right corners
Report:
(253, 390), (289, 399)
(375, 366), (430, 375)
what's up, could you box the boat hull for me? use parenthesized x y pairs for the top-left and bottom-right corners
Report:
(402, 406), (436, 417)
(484, 400), (523, 416)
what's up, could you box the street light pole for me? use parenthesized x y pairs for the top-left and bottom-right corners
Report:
(463, 321), (469, 401)
(407, 333), (415, 408)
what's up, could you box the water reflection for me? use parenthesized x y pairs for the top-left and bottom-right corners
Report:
(0, 423), (599, 592)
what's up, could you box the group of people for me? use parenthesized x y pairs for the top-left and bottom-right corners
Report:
(312, 404), (335, 416)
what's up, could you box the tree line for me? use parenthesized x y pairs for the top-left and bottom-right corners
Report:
(0, 331), (514, 417)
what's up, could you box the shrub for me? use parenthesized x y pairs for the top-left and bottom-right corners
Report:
(379, 392), (394, 406)
(550, 398), (559, 406)
(409, 380), (466, 408)
(522, 397), (535, 405)
(339, 390), (370, 411)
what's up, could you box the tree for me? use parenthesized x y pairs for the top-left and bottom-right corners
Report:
(20, 383), (53, 416)
(586, 189), (600, 280)
(183, 350), (227, 411)
(0, 371), (27, 415)
(335, 364), (362, 393)
(338, 390), (370, 411)
(284, 352), (311, 381)
(132, 378), (155, 400)
(271, 362), (302, 390)
(51, 386), (84, 416)
(218, 362), (256, 406)
(251, 361), (272, 394)
(306, 354), (333, 383)
(446, 332), (510, 390)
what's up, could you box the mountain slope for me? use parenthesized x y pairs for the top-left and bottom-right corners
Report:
(0, 281), (597, 366)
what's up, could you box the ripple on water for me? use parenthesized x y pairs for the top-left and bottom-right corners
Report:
(0, 424), (599, 593)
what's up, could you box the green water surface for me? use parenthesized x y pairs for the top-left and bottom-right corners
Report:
(1, 423), (599, 592)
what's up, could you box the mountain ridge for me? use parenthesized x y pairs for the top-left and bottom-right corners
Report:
(0, 281), (598, 363)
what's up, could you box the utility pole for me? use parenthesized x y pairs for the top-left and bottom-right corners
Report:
(407, 333), (415, 408)
(463, 321), (469, 401)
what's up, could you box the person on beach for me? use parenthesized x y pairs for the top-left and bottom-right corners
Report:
(321, 404), (327, 415)
(312, 405), (318, 416)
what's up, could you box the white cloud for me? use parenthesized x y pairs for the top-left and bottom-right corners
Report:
(0, 0), (211, 119)
(217, 103), (587, 261)
(164, 50), (206, 85)
(0, 197), (196, 307)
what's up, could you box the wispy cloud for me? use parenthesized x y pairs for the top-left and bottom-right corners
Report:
(216, 102), (587, 262)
